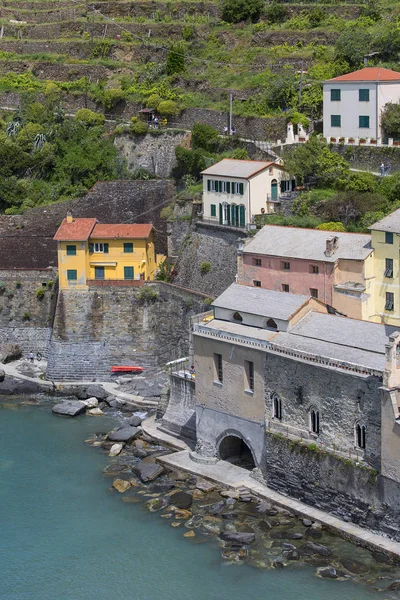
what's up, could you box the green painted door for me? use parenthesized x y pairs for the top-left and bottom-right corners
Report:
(219, 203), (223, 224)
(239, 205), (245, 227)
(95, 266), (104, 280)
(271, 180), (278, 201)
(124, 266), (134, 280)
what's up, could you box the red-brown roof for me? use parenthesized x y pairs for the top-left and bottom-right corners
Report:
(329, 67), (400, 83)
(91, 223), (153, 239)
(53, 218), (97, 241)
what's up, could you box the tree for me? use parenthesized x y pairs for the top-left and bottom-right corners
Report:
(221, 0), (264, 24)
(172, 147), (207, 180)
(191, 123), (219, 152)
(157, 100), (179, 116)
(321, 192), (383, 226)
(265, 2), (287, 24)
(381, 102), (400, 138)
(335, 28), (372, 69)
(166, 44), (185, 76)
(283, 137), (350, 186)
(74, 108), (105, 127)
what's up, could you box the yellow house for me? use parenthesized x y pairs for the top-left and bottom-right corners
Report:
(369, 209), (400, 325)
(54, 213), (159, 289)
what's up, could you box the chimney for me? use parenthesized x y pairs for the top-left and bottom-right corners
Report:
(66, 211), (73, 223)
(325, 235), (338, 257)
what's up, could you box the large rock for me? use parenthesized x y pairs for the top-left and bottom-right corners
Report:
(128, 415), (142, 427)
(318, 567), (338, 579)
(82, 397), (99, 408)
(87, 407), (104, 416)
(0, 344), (22, 364)
(52, 401), (86, 417)
(0, 369), (5, 382)
(304, 542), (333, 557)
(86, 385), (108, 401)
(109, 443), (124, 457)
(169, 491), (193, 509)
(134, 460), (164, 482)
(112, 479), (131, 493)
(108, 427), (141, 442)
(219, 532), (255, 544)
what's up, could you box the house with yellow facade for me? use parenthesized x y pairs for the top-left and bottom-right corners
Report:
(54, 213), (159, 289)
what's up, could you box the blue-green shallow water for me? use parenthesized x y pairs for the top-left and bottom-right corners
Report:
(0, 403), (395, 600)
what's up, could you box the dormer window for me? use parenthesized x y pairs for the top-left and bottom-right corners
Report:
(233, 311), (243, 322)
(266, 318), (277, 330)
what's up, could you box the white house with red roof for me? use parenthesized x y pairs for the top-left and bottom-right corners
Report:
(201, 159), (295, 227)
(323, 67), (400, 141)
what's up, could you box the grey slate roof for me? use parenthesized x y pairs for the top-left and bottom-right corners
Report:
(212, 283), (309, 320)
(201, 159), (273, 179)
(369, 208), (400, 233)
(243, 225), (372, 262)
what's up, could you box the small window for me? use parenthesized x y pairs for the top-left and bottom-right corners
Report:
(66, 244), (76, 256)
(253, 280), (261, 287)
(67, 269), (77, 281)
(356, 424), (366, 449)
(233, 311), (243, 322)
(210, 204), (216, 217)
(385, 292), (394, 311)
(385, 232), (393, 244)
(385, 258), (394, 278)
(282, 261), (290, 271)
(330, 89), (341, 101)
(244, 360), (254, 392)
(310, 408), (320, 434)
(253, 258), (262, 266)
(239, 182), (244, 195)
(231, 182), (237, 194)
(359, 115), (370, 128)
(310, 288), (318, 299)
(359, 89), (369, 102)
(94, 243), (105, 253)
(214, 353), (223, 383)
(266, 318), (277, 330)
(272, 394), (282, 420)
(331, 115), (341, 127)
(310, 265), (319, 274)
(124, 243), (133, 253)
(282, 284), (290, 293)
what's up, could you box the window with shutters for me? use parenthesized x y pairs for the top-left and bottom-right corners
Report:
(330, 89), (341, 101)
(359, 89), (369, 102)
(66, 245), (76, 256)
(94, 243), (104, 252)
(123, 243), (133, 253)
(244, 360), (254, 392)
(214, 353), (223, 384)
(239, 182), (244, 195)
(385, 232), (393, 244)
(231, 182), (237, 194)
(282, 261), (290, 271)
(67, 269), (77, 281)
(331, 115), (341, 127)
(124, 266), (134, 280)
(385, 258), (393, 278)
(310, 265), (319, 274)
(359, 115), (370, 128)
(210, 204), (216, 217)
(253, 258), (262, 266)
(385, 292), (394, 311)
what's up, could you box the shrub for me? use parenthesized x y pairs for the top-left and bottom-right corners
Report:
(155, 259), (175, 282)
(157, 100), (179, 116)
(146, 94), (162, 109)
(15, 281), (22, 289)
(201, 261), (211, 274)
(137, 286), (159, 302)
(131, 118), (148, 134)
(121, 30), (133, 42)
(265, 2), (287, 24)
(191, 123), (219, 152)
(22, 312), (30, 321)
(74, 108), (105, 127)
(182, 25), (195, 40)
(316, 222), (346, 232)
(36, 288), (45, 300)
(0, 281), (6, 294)
(222, 0), (264, 23)
(203, 297), (213, 305)
(166, 44), (185, 75)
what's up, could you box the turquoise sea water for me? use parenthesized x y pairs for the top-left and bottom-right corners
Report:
(0, 402), (396, 600)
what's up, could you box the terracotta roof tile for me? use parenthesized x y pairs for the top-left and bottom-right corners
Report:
(329, 67), (400, 82)
(91, 224), (153, 239)
(53, 218), (97, 241)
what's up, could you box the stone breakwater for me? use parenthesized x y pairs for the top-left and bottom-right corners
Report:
(80, 418), (400, 593)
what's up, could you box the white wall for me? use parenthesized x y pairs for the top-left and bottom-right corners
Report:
(202, 177), (249, 223)
(323, 82), (378, 139)
(378, 83), (400, 138)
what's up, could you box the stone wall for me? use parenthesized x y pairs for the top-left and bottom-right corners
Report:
(0, 268), (57, 356)
(46, 281), (211, 380)
(0, 179), (175, 269)
(114, 131), (189, 178)
(161, 373), (196, 439)
(331, 144), (400, 174)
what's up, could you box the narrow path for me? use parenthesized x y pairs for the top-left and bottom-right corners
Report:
(350, 167), (381, 176)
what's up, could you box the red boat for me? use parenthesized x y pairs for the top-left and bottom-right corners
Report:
(111, 366), (145, 373)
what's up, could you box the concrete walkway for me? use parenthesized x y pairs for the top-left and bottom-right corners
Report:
(157, 450), (400, 560)
(1, 360), (157, 408)
(142, 414), (190, 451)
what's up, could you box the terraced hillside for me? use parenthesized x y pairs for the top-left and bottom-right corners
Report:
(0, 0), (397, 130)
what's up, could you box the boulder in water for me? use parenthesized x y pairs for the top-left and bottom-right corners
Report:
(129, 415), (142, 427)
(87, 407), (104, 416)
(220, 532), (255, 544)
(318, 567), (338, 579)
(304, 542), (332, 557)
(108, 427), (141, 442)
(52, 401), (86, 417)
(134, 460), (164, 482)
(112, 479), (131, 493)
(170, 491), (193, 509)
(109, 443), (124, 457)
(86, 385), (108, 400)
(82, 397), (98, 408)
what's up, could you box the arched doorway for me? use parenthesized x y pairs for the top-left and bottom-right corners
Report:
(271, 179), (278, 201)
(218, 435), (256, 470)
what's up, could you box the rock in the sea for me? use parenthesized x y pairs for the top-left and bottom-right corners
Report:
(128, 415), (142, 427)
(169, 491), (193, 509)
(147, 497), (169, 512)
(258, 520), (273, 532)
(86, 385), (108, 400)
(273, 558), (286, 569)
(256, 500), (273, 514)
(87, 407), (104, 416)
(340, 558), (369, 574)
(109, 443), (124, 457)
(302, 519), (312, 527)
(174, 508), (192, 520)
(134, 460), (164, 483)
(52, 401), (86, 417)
(388, 581), (400, 591)
(82, 397), (99, 408)
(112, 479), (131, 493)
(318, 567), (338, 579)
(285, 550), (300, 561)
(0, 369), (5, 383)
(184, 531), (196, 538)
(204, 501), (225, 516)
(220, 532), (255, 544)
(0, 343), (22, 364)
(304, 542), (333, 557)
(196, 478), (217, 492)
(108, 427), (141, 442)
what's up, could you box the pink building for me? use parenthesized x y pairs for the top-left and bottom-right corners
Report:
(238, 225), (374, 319)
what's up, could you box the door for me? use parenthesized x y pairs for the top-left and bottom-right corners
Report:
(271, 179), (278, 201)
(239, 205), (246, 227)
(95, 266), (104, 280)
(124, 266), (134, 280)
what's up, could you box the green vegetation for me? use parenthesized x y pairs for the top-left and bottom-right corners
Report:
(201, 261), (211, 274)
(36, 288), (45, 300)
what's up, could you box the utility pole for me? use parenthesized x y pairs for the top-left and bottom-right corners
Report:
(299, 60), (303, 107)
(229, 92), (233, 133)
(90, 4), (95, 46)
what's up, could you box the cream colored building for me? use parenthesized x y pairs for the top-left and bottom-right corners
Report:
(201, 159), (295, 227)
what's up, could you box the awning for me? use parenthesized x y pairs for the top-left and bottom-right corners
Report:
(90, 262), (117, 267)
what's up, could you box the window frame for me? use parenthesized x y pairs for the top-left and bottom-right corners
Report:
(385, 232), (394, 244)
(330, 89), (341, 101)
(356, 423), (366, 449)
(282, 284), (290, 293)
(94, 242), (104, 253)
(282, 261), (290, 271)
(310, 288), (318, 299)
(253, 258), (262, 266)
(359, 88), (370, 102)
(359, 115), (370, 129)
(214, 353), (223, 384)
(244, 360), (254, 393)
(310, 408), (320, 434)
(310, 264), (319, 275)
(385, 292), (394, 311)
(385, 258), (394, 278)
(124, 266), (134, 280)
(66, 244), (76, 256)
(272, 393), (282, 420)
(123, 242), (134, 253)
(67, 269), (77, 281)
(253, 280), (261, 287)
(330, 114), (341, 128)
(210, 204), (216, 217)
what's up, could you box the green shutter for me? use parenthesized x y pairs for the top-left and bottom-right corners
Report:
(227, 204), (231, 225)
(331, 115), (341, 127)
(239, 205), (245, 227)
(239, 182), (244, 195)
(330, 89), (341, 101)
(359, 89), (369, 102)
(123, 243), (133, 253)
(104, 243), (109, 254)
(231, 204), (235, 225)
(210, 204), (216, 217)
(219, 180), (223, 193)
(124, 266), (134, 280)
(88, 243), (94, 253)
(66, 245), (76, 256)
(67, 269), (77, 281)
(280, 181), (285, 193)
(207, 179), (211, 192)
(359, 115), (370, 128)
(226, 181), (230, 193)
(219, 203), (223, 225)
